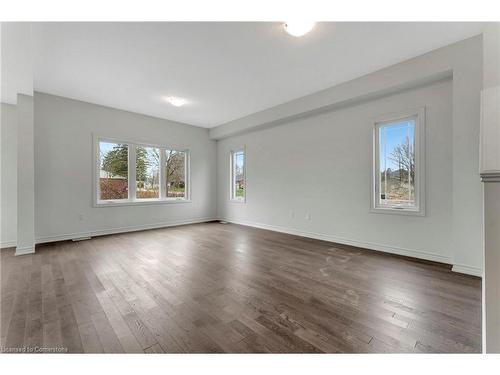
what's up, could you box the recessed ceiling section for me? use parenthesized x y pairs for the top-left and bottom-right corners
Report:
(32, 22), (484, 128)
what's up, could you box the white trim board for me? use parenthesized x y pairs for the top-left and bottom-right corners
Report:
(15, 245), (35, 256)
(221, 218), (482, 277)
(1, 217), (216, 249)
(452, 264), (484, 278)
(0, 240), (17, 249)
(35, 217), (216, 244)
(3, 217), (483, 277)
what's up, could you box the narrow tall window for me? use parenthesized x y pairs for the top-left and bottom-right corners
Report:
(372, 109), (424, 215)
(165, 150), (187, 199)
(136, 146), (160, 199)
(230, 149), (245, 201)
(99, 141), (129, 201)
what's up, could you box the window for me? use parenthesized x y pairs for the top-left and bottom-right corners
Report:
(95, 136), (189, 206)
(166, 150), (187, 199)
(98, 141), (129, 201)
(372, 108), (425, 215)
(230, 149), (245, 201)
(136, 146), (160, 199)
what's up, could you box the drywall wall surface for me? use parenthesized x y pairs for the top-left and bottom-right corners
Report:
(34, 93), (217, 242)
(218, 79), (461, 266)
(216, 37), (483, 275)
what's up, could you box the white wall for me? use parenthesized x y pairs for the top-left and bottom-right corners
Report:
(1, 22), (34, 104)
(215, 36), (484, 275)
(217, 79), (460, 265)
(0, 103), (17, 247)
(482, 22), (500, 353)
(483, 23), (500, 90)
(34, 93), (217, 243)
(484, 182), (500, 352)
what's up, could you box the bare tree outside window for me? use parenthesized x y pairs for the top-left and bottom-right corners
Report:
(136, 146), (160, 199)
(378, 120), (415, 207)
(231, 150), (245, 200)
(165, 150), (186, 198)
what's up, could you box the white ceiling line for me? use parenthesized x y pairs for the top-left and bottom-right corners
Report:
(209, 36), (476, 139)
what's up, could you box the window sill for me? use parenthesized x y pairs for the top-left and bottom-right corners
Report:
(229, 198), (246, 204)
(95, 199), (191, 207)
(370, 206), (424, 216)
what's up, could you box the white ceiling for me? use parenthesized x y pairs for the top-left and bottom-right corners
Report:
(32, 22), (484, 128)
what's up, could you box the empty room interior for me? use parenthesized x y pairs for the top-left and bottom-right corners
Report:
(2, 21), (500, 355)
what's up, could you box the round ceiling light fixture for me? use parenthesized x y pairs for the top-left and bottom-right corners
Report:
(284, 21), (316, 37)
(165, 96), (187, 107)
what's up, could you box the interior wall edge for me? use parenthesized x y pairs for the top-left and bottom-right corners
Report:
(209, 35), (482, 140)
(210, 71), (453, 140)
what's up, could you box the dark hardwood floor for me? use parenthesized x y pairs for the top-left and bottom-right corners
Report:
(1, 222), (482, 353)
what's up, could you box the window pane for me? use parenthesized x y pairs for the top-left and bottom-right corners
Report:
(136, 146), (160, 199)
(99, 142), (128, 200)
(378, 119), (415, 207)
(233, 151), (245, 199)
(165, 150), (186, 199)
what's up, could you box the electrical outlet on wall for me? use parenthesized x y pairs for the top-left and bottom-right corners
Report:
(289, 210), (295, 219)
(78, 213), (85, 221)
(305, 212), (311, 220)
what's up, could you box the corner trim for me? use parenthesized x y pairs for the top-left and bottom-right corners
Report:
(222, 218), (453, 265)
(452, 264), (483, 277)
(34, 217), (216, 245)
(15, 245), (35, 256)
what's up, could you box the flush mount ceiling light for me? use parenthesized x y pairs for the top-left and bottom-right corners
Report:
(284, 21), (316, 37)
(165, 96), (187, 107)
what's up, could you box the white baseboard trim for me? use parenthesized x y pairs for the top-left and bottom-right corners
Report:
(452, 264), (483, 277)
(34, 217), (216, 245)
(1, 240), (17, 249)
(15, 245), (35, 256)
(4, 217), (484, 278)
(222, 218), (454, 265)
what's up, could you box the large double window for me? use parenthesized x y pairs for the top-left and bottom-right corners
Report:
(96, 137), (189, 205)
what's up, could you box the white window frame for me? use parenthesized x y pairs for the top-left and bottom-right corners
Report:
(93, 135), (191, 207)
(371, 107), (425, 216)
(230, 148), (246, 203)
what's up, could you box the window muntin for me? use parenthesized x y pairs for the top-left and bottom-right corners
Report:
(95, 137), (189, 205)
(136, 146), (160, 199)
(166, 150), (187, 199)
(231, 150), (245, 201)
(99, 141), (129, 201)
(373, 110), (424, 215)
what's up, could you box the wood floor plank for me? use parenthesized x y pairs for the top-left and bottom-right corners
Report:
(78, 321), (104, 353)
(58, 304), (83, 353)
(0, 222), (482, 353)
(91, 311), (124, 353)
